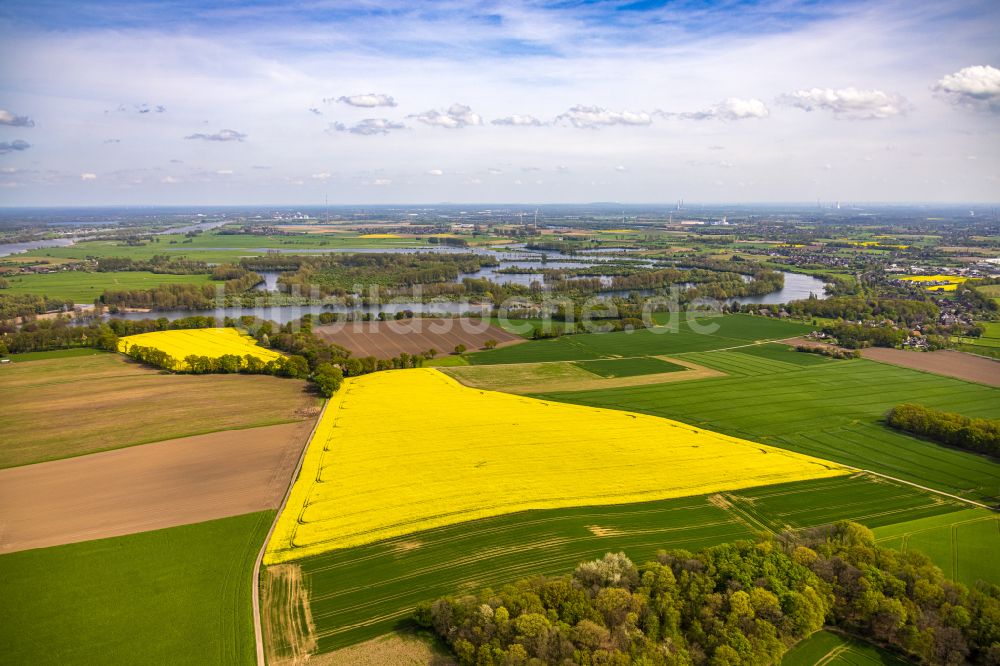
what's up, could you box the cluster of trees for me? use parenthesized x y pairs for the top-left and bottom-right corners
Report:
(421, 522), (1000, 666)
(785, 296), (939, 326)
(98, 268), (262, 310)
(887, 403), (1000, 458)
(687, 269), (785, 301)
(0, 317), (119, 354)
(794, 344), (860, 359)
(0, 293), (74, 320)
(96, 256), (210, 274)
(822, 322), (909, 349)
(276, 253), (497, 297)
(428, 236), (470, 247)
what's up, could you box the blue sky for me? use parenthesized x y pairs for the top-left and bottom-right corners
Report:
(0, 0), (998, 205)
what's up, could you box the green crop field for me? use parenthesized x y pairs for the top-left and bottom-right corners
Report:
(782, 630), (910, 666)
(276, 474), (960, 653)
(466, 314), (814, 365)
(874, 509), (1000, 586)
(0, 511), (273, 665)
(574, 356), (685, 377)
(727, 341), (836, 366)
(537, 356), (1000, 503)
(2, 270), (214, 302)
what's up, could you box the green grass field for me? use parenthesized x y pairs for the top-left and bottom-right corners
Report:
(782, 630), (910, 666)
(729, 341), (837, 366)
(2, 270), (214, 302)
(874, 509), (1000, 586)
(5, 347), (108, 362)
(281, 474), (961, 652)
(537, 356), (1000, 504)
(466, 314), (814, 365)
(574, 356), (685, 377)
(0, 511), (273, 665)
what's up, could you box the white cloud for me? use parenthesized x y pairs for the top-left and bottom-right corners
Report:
(934, 65), (1000, 112)
(665, 98), (769, 121)
(80, 172), (97, 180)
(614, 165), (627, 171)
(332, 93), (397, 108)
(216, 169), (233, 175)
(0, 109), (35, 127)
(161, 175), (179, 183)
(491, 114), (544, 126)
(329, 118), (406, 135)
(371, 178), (391, 186)
(427, 169), (444, 176)
(555, 105), (652, 129)
(413, 103), (482, 129)
(311, 172), (331, 180)
(780, 87), (908, 119)
(184, 129), (247, 141)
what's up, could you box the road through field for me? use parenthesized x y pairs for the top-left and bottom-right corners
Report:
(0, 421), (313, 553)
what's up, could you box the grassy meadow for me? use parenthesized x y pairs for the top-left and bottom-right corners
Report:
(781, 630), (910, 666)
(0, 511), (273, 665)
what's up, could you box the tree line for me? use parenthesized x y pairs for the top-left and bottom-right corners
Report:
(887, 403), (1000, 458)
(419, 521), (1000, 666)
(98, 267), (262, 310)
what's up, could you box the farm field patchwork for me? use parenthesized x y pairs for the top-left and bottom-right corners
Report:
(265, 474), (961, 655)
(465, 314), (815, 365)
(874, 508), (1000, 586)
(537, 358), (1000, 503)
(0, 511), (273, 666)
(264, 368), (847, 564)
(0, 353), (317, 468)
(1, 270), (213, 302)
(117, 326), (284, 369)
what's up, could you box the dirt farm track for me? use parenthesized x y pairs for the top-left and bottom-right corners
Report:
(860, 348), (1000, 387)
(313, 318), (523, 358)
(0, 421), (312, 553)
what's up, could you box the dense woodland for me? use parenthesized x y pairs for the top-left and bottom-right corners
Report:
(888, 403), (1000, 458)
(421, 522), (1000, 666)
(97, 266), (262, 310)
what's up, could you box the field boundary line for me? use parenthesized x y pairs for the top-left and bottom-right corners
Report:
(858, 469), (995, 512)
(252, 396), (330, 666)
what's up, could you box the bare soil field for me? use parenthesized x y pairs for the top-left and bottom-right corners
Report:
(859, 348), (1000, 387)
(0, 421), (313, 553)
(0, 353), (318, 468)
(314, 318), (523, 359)
(443, 356), (724, 394)
(306, 633), (455, 666)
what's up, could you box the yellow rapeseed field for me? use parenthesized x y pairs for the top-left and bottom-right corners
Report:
(900, 275), (969, 292)
(265, 369), (849, 564)
(358, 233), (400, 238)
(117, 327), (283, 369)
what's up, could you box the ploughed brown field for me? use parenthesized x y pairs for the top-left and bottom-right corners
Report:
(0, 353), (319, 468)
(313, 318), (523, 358)
(0, 421), (313, 553)
(860, 348), (1000, 387)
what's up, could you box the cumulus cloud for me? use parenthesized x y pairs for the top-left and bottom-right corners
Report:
(184, 129), (247, 142)
(934, 65), (1000, 112)
(0, 110), (35, 127)
(555, 105), (652, 129)
(664, 98), (769, 121)
(0, 140), (31, 154)
(614, 165), (627, 171)
(311, 172), (331, 180)
(370, 178), (391, 186)
(779, 87), (908, 119)
(491, 114), (544, 126)
(331, 93), (397, 108)
(215, 169), (234, 175)
(309, 107), (322, 115)
(329, 118), (406, 135)
(161, 175), (179, 184)
(80, 172), (97, 180)
(427, 169), (444, 176)
(413, 103), (482, 129)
